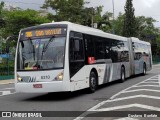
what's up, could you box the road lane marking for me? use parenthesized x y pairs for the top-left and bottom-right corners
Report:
(142, 81), (158, 84)
(132, 85), (160, 87)
(0, 87), (14, 90)
(0, 93), (16, 97)
(121, 89), (160, 93)
(0, 88), (15, 96)
(2, 91), (11, 95)
(94, 104), (160, 111)
(106, 95), (160, 102)
(73, 75), (159, 120)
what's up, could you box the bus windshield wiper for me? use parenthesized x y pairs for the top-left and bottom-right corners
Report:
(43, 36), (55, 53)
(41, 36), (55, 61)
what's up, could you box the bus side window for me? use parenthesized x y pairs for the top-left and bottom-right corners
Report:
(69, 34), (84, 61)
(72, 38), (84, 60)
(104, 38), (111, 59)
(94, 37), (105, 60)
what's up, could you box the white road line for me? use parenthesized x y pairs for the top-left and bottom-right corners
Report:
(0, 92), (16, 96)
(121, 89), (160, 93)
(142, 82), (158, 84)
(133, 85), (160, 87)
(2, 91), (11, 95)
(107, 95), (160, 102)
(73, 75), (160, 120)
(94, 104), (160, 111)
(0, 87), (15, 90)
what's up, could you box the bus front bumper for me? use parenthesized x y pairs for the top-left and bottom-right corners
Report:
(15, 81), (69, 93)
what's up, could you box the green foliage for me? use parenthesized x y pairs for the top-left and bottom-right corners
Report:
(113, 13), (125, 35)
(0, 1), (5, 24)
(0, 58), (14, 76)
(2, 9), (51, 38)
(136, 16), (157, 40)
(42, 0), (111, 28)
(98, 11), (112, 31)
(123, 0), (137, 37)
(0, 5), (51, 56)
(42, 0), (86, 24)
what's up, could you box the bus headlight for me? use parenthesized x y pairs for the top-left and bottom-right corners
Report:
(54, 72), (63, 81)
(17, 74), (22, 82)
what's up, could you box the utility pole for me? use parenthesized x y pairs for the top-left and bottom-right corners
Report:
(0, 36), (2, 64)
(112, 0), (115, 34)
(91, 7), (94, 28)
(0, 36), (2, 55)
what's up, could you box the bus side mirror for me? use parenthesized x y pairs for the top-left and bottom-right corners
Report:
(70, 37), (80, 52)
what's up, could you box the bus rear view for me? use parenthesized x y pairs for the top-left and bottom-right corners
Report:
(15, 23), (70, 93)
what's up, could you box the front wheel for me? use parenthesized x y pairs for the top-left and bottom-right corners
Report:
(88, 72), (97, 93)
(120, 67), (125, 83)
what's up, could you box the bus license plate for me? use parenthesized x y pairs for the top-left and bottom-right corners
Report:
(33, 84), (42, 88)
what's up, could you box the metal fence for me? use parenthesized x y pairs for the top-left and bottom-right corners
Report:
(152, 55), (160, 64)
(0, 55), (14, 80)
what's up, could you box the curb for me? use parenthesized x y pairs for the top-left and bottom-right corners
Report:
(153, 64), (160, 67)
(0, 80), (14, 85)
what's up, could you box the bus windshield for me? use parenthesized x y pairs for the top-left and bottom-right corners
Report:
(17, 36), (66, 70)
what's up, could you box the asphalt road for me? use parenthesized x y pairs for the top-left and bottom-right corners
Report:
(0, 65), (160, 120)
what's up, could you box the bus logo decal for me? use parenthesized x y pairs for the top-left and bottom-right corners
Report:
(28, 77), (36, 82)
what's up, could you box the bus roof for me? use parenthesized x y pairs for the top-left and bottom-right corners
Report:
(130, 37), (151, 45)
(22, 21), (150, 44)
(42, 21), (127, 41)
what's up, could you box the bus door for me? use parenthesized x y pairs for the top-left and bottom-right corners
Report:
(69, 32), (85, 80)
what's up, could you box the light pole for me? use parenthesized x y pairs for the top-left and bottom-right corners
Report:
(112, 0), (115, 34)
(0, 36), (2, 55)
(0, 36), (2, 64)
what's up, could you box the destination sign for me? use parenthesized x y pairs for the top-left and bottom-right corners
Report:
(24, 28), (66, 38)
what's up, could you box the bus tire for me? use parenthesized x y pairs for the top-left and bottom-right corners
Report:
(120, 66), (125, 83)
(142, 63), (146, 75)
(88, 72), (97, 93)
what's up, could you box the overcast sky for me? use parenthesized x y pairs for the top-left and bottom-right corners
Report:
(1, 0), (160, 27)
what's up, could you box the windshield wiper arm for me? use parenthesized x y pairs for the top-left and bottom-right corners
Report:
(43, 36), (55, 53)
(41, 36), (55, 61)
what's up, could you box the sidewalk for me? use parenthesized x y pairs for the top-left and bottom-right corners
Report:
(0, 79), (14, 84)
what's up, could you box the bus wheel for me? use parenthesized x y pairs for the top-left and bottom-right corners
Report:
(88, 72), (97, 93)
(120, 67), (125, 83)
(142, 63), (146, 75)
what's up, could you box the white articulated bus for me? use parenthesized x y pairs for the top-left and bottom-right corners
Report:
(15, 21), (152, 93)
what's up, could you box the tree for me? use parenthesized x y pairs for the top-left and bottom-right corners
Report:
(97, 11), (112, 29)
(136, 16), (157, 40)
(111, 12), (125, 35)
(42, 0), (87, 24)
(2, 9), (51, 38)
(99, 12), (114, 33)
(0, 1), (5, 28)
(123, 0), (137, 37)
